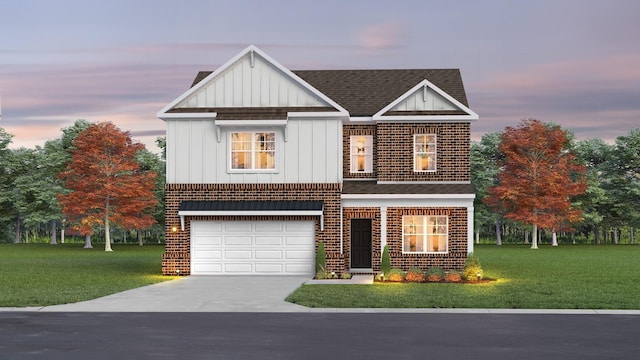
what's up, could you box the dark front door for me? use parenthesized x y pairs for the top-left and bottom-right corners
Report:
(351, 219), (372, 268)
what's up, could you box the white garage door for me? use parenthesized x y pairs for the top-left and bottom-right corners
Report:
(190, 220), (315, 275)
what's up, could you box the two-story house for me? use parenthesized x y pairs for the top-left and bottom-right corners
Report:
(158, 45), (477, 276)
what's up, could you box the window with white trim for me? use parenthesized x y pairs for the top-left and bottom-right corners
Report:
(230, 132), (276, 170)
(402, 215), (448, 253)
(350, 135), (373, 173)
(413, 134), (436, 172)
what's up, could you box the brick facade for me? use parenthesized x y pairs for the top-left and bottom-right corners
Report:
(163, 183), (343, 275)
(377, 122), (470, 182)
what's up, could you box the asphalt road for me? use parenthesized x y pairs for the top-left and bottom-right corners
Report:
(1, 312), (638, 359)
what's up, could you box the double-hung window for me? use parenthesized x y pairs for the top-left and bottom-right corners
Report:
(349, 135), (373, 173)
(230, 131), (276, 170)
(414, 134), (436, 172)
(402, 215), (448, 253)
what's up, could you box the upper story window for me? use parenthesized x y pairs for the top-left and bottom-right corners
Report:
(350, 135), (373, 173)
(402, 215), (448, 253)
(414, 134), (436, 172)
(230, 131), (276, 170)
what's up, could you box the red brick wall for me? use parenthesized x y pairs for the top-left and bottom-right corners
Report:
(163, 183), (343, 275)
(377, 122), (470, 182)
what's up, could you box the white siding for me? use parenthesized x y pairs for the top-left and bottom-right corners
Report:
(175, 52), (328, 109)
(392, 86), (458, 111)
(165, 118), (342, 184)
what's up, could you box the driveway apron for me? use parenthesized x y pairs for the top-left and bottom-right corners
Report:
(38, 276), (310, 312)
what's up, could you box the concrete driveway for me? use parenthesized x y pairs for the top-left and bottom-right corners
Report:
(36, 276), (310, 312)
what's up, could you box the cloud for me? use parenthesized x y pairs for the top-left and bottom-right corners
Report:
(355, 22), (405, 50)
(468, 53), (640, 143)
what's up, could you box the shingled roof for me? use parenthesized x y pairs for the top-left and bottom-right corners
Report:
(190, 69), (469, 117)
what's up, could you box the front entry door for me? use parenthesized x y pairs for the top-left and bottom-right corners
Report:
(351, 219), (372, 268)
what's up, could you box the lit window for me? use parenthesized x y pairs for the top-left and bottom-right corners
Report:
(414, 134), (436, 172)
(231, 132), (276, 170)
(402, 215), (448, 253)
(350, 135), (373, 173)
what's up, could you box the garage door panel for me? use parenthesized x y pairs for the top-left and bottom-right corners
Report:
(193, 235), (222, 246)
(255, 263), (284, 273)
(255, 236), (283, 246)
(224, 236), (252, 246)
(255, 222), (284, 232)
(255, 250), (283, 259)
(225, 250), (252, 259)
(191, 220), (314, 275)
(193, 250), (222, 260)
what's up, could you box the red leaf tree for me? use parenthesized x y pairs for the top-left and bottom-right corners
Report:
(58, 122), (158, 251)
(484, 119), (587, 248)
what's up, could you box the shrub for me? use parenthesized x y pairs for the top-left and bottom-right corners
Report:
(405, 267), (425, 282)
(462, 253), (483, 281)
(381, 244), (391, 277)
(315, 270), (328, 280)
(316, 241), (326, 273)
(340, 272), (352, 280)
(387, 268), (405, 282)
(426, 267), (444, 282)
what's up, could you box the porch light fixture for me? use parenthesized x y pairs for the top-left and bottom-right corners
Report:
(171, 226), (178, 233)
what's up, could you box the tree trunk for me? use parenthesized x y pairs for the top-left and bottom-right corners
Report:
(551, 231), (558, 246)
(495, 220), (502, 246)
(50, 220), (57, 245)
(84, 235), (93, 249)
(631, 227), (635, 244)
(531, 224), (539, 249)
(594, 224), (600, 245)
(14, 217), (21, 244)
(612, 228), (618, 244)
(61, 219), (65, 244)
(524, 230), (529, 244)
(137, 229), (143, 246)
(104, 207), (113, 252)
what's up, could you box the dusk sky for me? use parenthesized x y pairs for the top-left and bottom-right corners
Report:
(1, 0), (638, 153)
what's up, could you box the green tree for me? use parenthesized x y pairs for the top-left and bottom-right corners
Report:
(0, 128), (14, 242)
(471, 132), (502, 244)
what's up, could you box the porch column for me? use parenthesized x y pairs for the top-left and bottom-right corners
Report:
(380, 206), (387, 251)
(467, 206), (474, 254)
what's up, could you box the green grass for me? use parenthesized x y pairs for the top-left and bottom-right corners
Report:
(0, 244), (174, 307)
(286, 245), (640, 309)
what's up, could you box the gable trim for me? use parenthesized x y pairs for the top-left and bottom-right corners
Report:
(157, 45), (349, 119)
(373, 79), (478, 121)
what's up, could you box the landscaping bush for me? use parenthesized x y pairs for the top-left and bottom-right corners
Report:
(341, 272), (352, 280)
(462, 253), (483, 281)
(381, 244), (391, 277)
(316, 241), (326, 273)
(426, 267), (444, 282)
(315, 270), (328, 280)
(405, 267), (425, 282)
(387, 268), (405, 282)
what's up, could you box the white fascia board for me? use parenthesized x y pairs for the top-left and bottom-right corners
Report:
(341, 197), (475, 209)
(287, 111), (349, 119)
(214, 119), (288, 127)
(375, 115), (478, 122)
(372, 79), (479, 121)
(341, 193), (475, 200)
(344, 116), (375, 124)
(158, 112), (217, 121)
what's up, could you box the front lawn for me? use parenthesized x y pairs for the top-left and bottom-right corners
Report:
(286, 245), (640, 309)
(0, 244), (173, 307)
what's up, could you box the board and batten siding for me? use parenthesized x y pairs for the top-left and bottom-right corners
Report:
(165, 118), (342, 184)
(175, 51), (327, 108)
(391, 86), (457, 112)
